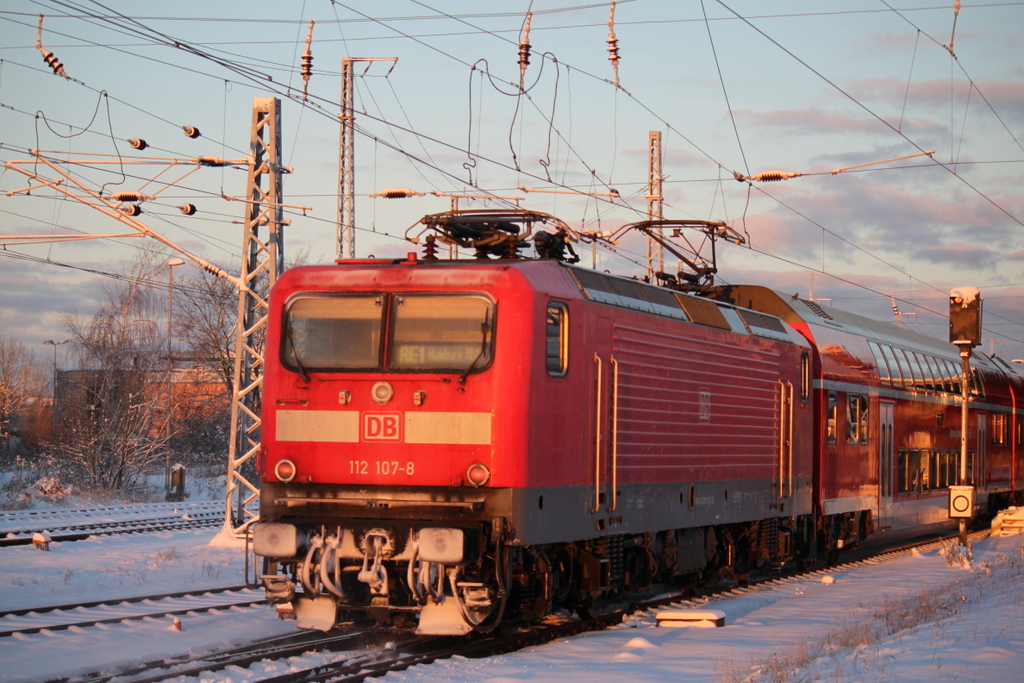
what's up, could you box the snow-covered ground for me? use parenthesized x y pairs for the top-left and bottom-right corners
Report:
(1, 511), (1023, 682)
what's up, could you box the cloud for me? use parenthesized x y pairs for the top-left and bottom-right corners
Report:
(846, 77), (1024, 123)
(736, 108), (883, 136)
(912, 241), (998, 268)
(0, 254), (104, 347)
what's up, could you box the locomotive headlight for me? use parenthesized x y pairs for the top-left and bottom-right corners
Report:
(372, 381), (394, 404)
(466, 463), (490, 487)
(275, 459), (297, 482)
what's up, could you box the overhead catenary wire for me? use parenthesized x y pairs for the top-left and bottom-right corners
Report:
(2, 2), (1015, 348)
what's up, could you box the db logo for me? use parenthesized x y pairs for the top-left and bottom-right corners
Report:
(698, 390), (712, 421)
(362, 413), (402, 441)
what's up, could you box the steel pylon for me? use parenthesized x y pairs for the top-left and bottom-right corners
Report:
(225, 97), (285, 535)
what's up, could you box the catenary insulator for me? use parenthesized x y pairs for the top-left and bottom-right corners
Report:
(301, 20), (314, 101)
(128, 138), (148, 150)
(36, 16), (68, 78)
(179, 203), (197, 216)
(734, 170), (802, 182)
(182, 125), (201, 139)
(518, 12), (532, 88)
(371, 187), (424, 199)
(120, 204), (143, 217)
(41, 51), (67, 78)
(607, 2), (620, 86)
(752, 170), (802, 182)
(110, 191), (147, 202)
(191, 156), (232, 166)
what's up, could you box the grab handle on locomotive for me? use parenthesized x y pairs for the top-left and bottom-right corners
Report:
(592, 353), (604, 514)
(609, 356), (620, 512)
(777, 380), (794, 499)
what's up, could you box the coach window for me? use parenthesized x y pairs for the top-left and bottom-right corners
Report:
(943, 359), (961, 394)
(869, 341), (889, 385)
(546, 301), (569, 377)
(881, 345), (904, 387)
(970, 368), (985, 397)
(893, 349), (915, 389)
(992, 413), (1008, 445)
(921, 354), (937, 390)
(927, 356), (951, 393)
(923, 450), (934, 490)
(897, 450), (908, 493)
(909, 450), (922, 492)
(860, 395), (869, 443)
(904, 352), (926, 390)
(846, 393), (868, 444)
(827, 392), (838, 444)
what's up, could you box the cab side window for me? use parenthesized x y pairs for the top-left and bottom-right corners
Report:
(546, 301), (569, 377)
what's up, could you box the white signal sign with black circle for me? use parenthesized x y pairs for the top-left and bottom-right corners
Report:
(948, 485), (975, 519)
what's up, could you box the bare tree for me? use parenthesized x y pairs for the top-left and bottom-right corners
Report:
(0, 337), (45, 459)
(53, 253), (170, 494)
(175, 267), (236, 395)
(174, 247), (312, 395)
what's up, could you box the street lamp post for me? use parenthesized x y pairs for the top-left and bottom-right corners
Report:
(166, 258), (185, 496)
(41, 339), (69, 430)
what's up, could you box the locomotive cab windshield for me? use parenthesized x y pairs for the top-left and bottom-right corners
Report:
(282, 292), (495, 375)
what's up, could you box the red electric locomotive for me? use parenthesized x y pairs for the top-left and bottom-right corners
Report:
(252, 210), (1023, 635)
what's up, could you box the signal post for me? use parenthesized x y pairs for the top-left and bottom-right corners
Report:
(949, 287), (983, 546)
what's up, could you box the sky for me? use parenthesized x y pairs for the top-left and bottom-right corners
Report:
(2, 491), (1024, 681)
(0, 1), (1022, 364)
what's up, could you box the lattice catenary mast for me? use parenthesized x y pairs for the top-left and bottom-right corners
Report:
(226, 97), (286, 534)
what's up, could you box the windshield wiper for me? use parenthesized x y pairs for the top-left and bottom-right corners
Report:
(458, 312), (492, 385)
(285, 319), (310, 383)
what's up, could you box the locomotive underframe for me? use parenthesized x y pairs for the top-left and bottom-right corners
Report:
(253, 477), (850, 633)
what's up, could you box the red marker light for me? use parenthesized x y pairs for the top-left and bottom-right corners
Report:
(275, 460), (296, 482)
(466, 463), (490, 487)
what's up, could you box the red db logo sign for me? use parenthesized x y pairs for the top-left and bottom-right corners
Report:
(362, 413), (402, 441)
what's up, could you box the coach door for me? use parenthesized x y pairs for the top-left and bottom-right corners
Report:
(878, 402), (895, 529)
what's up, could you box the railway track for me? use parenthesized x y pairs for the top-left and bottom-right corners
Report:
(0, 501), (224, 547)
(46, 529), (982, 683)
(0, 585), (266, 638)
